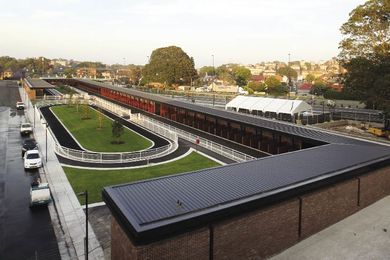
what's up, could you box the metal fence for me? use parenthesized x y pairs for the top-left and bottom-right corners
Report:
(331, 111), (384, 124)
(24, 93), (179, 164)
(132, 114), (255, 162)
(91, 96), (132, 119)
(52, 140), (176, 163)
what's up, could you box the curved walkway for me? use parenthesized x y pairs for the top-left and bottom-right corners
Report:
(59, 138), (235, 169)
(40, 105), (169, 150)
(41, 104), (235, 168)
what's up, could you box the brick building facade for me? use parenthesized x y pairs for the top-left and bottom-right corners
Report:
(110, 165), (390, 260)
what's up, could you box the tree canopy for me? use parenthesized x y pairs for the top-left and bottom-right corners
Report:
(233, 66), (251, 86)
(199, 66), (215, 78)
(142, 46), (198, 87)
(305, 73), (316, 83)
(343, 55), (390, 111)
(339, 0), (390, 113)
(215, 65), (235, 84)
(111, 120), (124, 144)
(276, 66), (298, 79)
(265, 76), (287, 96)
(339, 0), (390, 60)
(247, 81), (266, 92)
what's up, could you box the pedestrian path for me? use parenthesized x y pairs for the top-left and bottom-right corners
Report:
(20, 87), (104, 260)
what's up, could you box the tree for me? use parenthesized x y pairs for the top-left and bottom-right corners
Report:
(265, 76), (281, 89)
(199, 66), (216, 78)
(64, 68), (76, 78)
(96, 107), (103, 130)
(215, 65), (235, 84)
(76, 61), (106, 68)
(343, 55), (390, 111)
(112, 120), (124, 144)
(339, 0), (390, 61)
(142, 46), (198, 86)
(247, 81), (266, 92)
(310, 85), (328, 96)
(339, 0), (390, 113)
(81, 103), (91, 120)
(233, 67), (251, 86)
(276, 66), (298, 79)
(310, 78), (328, 96)
(265, 76), (286, 96)
(305, 74), (316, 83)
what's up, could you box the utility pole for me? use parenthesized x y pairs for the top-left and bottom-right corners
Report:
(288, 53), (291, 98)
(211, 54), (215, 92)
(42, 57), (45, 77)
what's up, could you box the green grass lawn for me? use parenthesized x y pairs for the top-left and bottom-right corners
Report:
(51, 105), (152, 152)
(55, 85), (78, 95)
(63, 152), (220, 204)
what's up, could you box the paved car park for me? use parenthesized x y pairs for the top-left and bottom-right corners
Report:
(0, 81), (60, 259)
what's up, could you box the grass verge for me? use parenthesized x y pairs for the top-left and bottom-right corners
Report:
(64, 152), (220, 204)
(51, 105), (152, 152)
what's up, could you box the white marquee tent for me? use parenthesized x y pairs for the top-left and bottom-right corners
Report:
(225, 96), (312, 115)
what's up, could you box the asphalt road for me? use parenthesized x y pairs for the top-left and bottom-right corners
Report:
(0, 81), (60, 260)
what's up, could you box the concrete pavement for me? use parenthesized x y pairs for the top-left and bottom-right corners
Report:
(272, 196), (390, 259)
(20, 87), (104, 260)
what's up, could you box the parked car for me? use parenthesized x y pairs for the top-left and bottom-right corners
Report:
(30, 181), (51, 207)
(20, 123), (33, 135)
(22, 138), (38, 156)
(24, 150), (42, 170)
(16, 102), (25, 110)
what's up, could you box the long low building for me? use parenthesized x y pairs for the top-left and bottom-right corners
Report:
(23, 77), (55, 99)
(44, 78), (390, 260)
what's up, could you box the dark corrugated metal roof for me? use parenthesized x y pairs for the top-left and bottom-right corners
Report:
(25, 78), (54, 89)
(70, 79), (390, 244)
(104, 144), (390, 232)
(76, 79), (371, 146)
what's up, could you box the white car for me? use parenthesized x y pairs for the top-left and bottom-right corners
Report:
(30, 182), (51, 207)
(20, 123), (33, 135)
(16, 102), (25, 110)
(24, 150), (42, 170)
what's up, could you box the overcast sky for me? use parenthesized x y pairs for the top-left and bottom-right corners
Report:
(0, 0), (365, 67)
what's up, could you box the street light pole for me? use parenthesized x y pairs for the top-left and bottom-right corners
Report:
(77, 191), (89, 260)
(288, 53), (291, 97)
(45, 125), (48, 162)
(33, 105), (35, 128)
(211, 54), (215, 92)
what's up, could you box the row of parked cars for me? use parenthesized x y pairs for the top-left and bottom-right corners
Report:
(18, 103), (51, 207)
(20, 122), (50, 207)
(21, 123), (42, 170)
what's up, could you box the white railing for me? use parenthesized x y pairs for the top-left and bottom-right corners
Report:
(91, 96), (132, 119)
(22, 93), (178, 164)
(53, 140), (176, 163)
(132, 114), (255, 162)
(24, 88), (252, 163)
(42, 106), (177, 163)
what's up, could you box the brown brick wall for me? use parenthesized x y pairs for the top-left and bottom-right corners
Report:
(110, 165), (390, 260)
(213, 199), (300, 260)
(300, 178), (359, 238)
(111, 218), (138, 260)
(111, 218), (210, 260)
(359, 166), (390, 208)
(137, 227), (210, 260)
